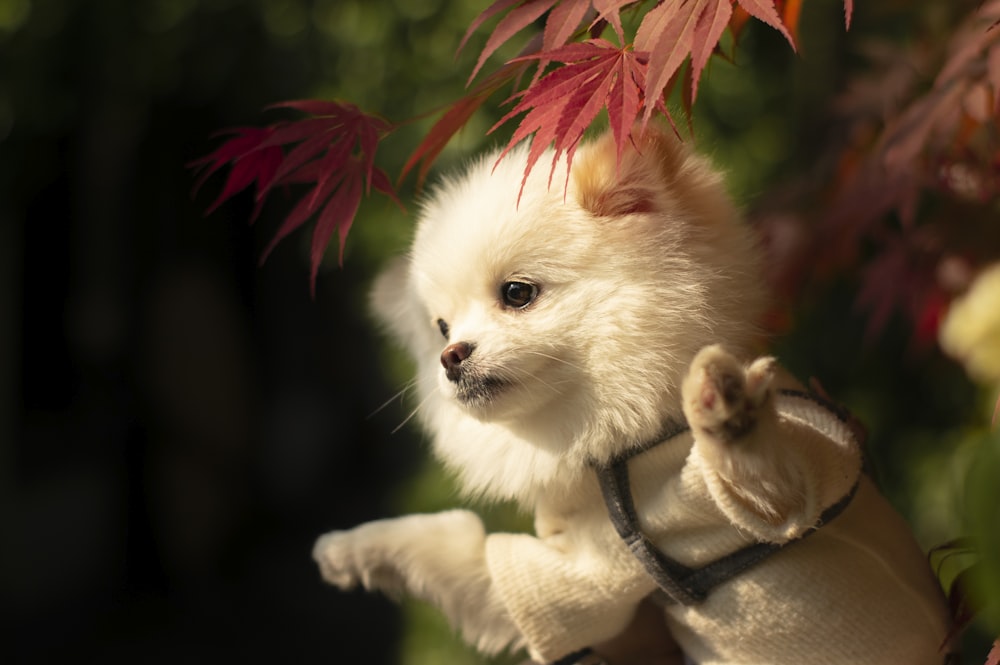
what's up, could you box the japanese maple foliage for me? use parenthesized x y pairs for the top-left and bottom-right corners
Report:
(401, 59), (532, 188)
(757, 0), (1000, 345)
(192, 0), (851, 293)
(463, 0), (845, 188)
(190, 101), (397, 296)
(492, 39), (666, 199)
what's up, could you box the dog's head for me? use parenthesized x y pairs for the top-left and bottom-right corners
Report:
(372, 126), (766, 496)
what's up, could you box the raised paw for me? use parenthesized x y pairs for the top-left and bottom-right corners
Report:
(682, 344), (776, 444)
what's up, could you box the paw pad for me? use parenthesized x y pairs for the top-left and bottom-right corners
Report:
(684, 345), (775, 443)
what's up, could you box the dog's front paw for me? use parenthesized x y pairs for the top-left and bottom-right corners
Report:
(312, 511), (486, 595)
(682, 344), (775, 444)
(312, 521), (407, 592)
(312, 530), (367, 590)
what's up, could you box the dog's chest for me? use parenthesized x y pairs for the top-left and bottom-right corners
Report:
(533, 433), (758, 569)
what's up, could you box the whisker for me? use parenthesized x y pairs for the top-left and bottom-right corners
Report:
(367, 377), (420, 419)
(392, 388), (437, 434)
(523, 349), (584, 372)
(503, 365), (568, 397)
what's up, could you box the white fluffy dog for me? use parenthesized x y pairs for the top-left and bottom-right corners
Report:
(313, 126), (951, 664)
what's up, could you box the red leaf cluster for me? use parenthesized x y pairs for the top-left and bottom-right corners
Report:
(401, 60), (532, 188)
(194, 1), (853, 290)
(191, 127), (283, 221)
(190, 102), (398, 296)
(635, 0), (734, 112)
(459, 0), (636, 84)
(757, 1), (1000, 346)
(453, 0), (850, 190)
(493, 39), (663, 199)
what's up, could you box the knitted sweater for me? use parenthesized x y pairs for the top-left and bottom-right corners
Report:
(484, 392), (951, 664)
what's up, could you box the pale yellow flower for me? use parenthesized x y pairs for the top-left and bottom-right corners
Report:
(940, 262), (1000, 383)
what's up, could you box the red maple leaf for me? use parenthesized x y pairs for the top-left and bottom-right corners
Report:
(492, 39), (666, 199)
(190, 101), (399, 296)
(462, 0), (557, 85)
(853, 229), (946, 343)
(458, 0), (852, 194)
(987, 639), (1000, 665)
(402, 60), (531, 188)
(636, 0), (792, 116)
(461, 1), (639, 83)
(795, 0), (1000, 343)
(404, 3), (639, 191)
(882, 1), (1000, 177)
(190, 127), (284, 222)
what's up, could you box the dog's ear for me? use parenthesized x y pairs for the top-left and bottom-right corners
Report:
(572, 124), (725, 221)
(370, 255), (435, 357)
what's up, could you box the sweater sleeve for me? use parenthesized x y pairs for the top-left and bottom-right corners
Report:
(484, 529), (656, 663)
(692, 392), (863, 544)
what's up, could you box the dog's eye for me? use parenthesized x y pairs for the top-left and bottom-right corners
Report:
(437, 318), (450, 339)
(500, 281), (538, 309)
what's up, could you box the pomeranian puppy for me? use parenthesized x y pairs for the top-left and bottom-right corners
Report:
(313, 126), (951, 664)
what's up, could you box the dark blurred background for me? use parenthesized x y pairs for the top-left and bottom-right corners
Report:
(1, 1), (433, 662)
(2, 1), (997, 664)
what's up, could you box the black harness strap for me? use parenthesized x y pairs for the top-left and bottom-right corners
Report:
(594, 390), (860, 606)
(679, 483), (858, 596)
(549, 647), (597, 665)
(598, 440), (704, 605)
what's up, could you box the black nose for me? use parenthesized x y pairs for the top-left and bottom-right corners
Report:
(441, 342), (473, 382)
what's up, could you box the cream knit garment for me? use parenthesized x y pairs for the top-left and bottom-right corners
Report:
(485, 393), (951, 665)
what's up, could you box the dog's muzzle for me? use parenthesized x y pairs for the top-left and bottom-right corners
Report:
(441, 341), (475, 382)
